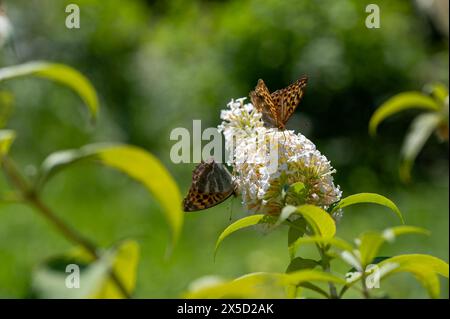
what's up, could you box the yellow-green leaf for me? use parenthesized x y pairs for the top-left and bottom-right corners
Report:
(0, 61), (99, 119)
(0, 129), (15, 157)
(358, 226), (429, 268)
(369, 92), (441, 136)
(425, 82), (449, 104)
(215, 214), (275, 257)
(294, 205), (336, 239)
(91, 240), (140, 298)
(95, 145), (183, 246)
(358, 232), (385, 268)
(39, 144), (183, 247)
(381, 225), (430, 241)
(184, 270), (345, 299)
(331, 193), (404, 224)
(378, 254), (449, 298)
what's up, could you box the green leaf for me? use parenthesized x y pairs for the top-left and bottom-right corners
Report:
(378, 254), (449, 299)
(0, 61), (99, 120)
(358, 226), (430, 268)
(287, 218), (307, 259)
(285, 182), (307, 204)
(95, 145), (183, 247)
(425, 82), (449, 105)
(91, 240), (140, 298)
(291, 236), (354, 258)
(369, 92), (441, 136)
(0, 91), (14, 128)
(280, 205), (336, 239)
(331, 193), (404, 224)
(31, 240), (140, 299)
(184, 270), (345, 299)
(38, 144), (183, 247)
(381, 225), (430, 240)
(282, 269), (346, 287)
(214, 214), (275, 257)
(358, 232), (385, 268)
(286, 257), (318, 273)
(288, 182), (306, 195)
(297, 282), (330, 298)
(0, 129), (15, 157)
(400, 113), (441, 183)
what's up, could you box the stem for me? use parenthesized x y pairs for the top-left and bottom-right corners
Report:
(1, 156), (131, 298)
(316, 244), (338, 299)
(361, 272), (371, 299)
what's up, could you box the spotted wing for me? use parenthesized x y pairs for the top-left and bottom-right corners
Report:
(250, 79), (279, 128)
(183, 186), (235, 212)
(183, 160), (235, 212)
(270, 76), (308, 126)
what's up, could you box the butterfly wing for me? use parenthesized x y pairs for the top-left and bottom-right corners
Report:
(270, 76), (308, 126)
(250, 79), (279, 128)
(183, 160), (235, 212)
(183, 186), (235, 212)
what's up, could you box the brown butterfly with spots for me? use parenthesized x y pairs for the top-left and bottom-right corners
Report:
(250, 76), (308, 130)
(183, 158), (237, 212)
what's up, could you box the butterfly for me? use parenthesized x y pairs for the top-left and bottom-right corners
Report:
(250, 76), (308, 130)
(183, 158), (237, 212)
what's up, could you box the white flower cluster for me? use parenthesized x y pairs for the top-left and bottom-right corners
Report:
(218, 98), (342, 217)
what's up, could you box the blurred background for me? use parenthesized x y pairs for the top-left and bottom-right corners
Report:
(0, 0), (448, 298)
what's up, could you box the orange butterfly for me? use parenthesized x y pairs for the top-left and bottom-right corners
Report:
(250, 76), (308, 130)
(183, 159), (236, 212)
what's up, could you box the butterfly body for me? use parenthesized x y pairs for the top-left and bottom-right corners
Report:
(250, 77), (308, 129)
(183, 159), (236, 212)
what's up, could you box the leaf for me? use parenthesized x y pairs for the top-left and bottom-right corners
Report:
(369, 92), (441, 137)
(288, 182), (306, 195)
(381, 225), (430, 241)
(0, 61), (99, 119)
(91, 240), (140, 298)
(378, 254), (449, 298)
(287, 218), (307, 259)
(291, 236), (354, 257)
(285, 182), (307, 204)
(31, 240), (140, 299)
(95, 145), (184, 247)
(425, 82), (449, 104)
(357, 232), (385, 268)
(0, 91), (14, 128)
(184, 272), (285, 299)
(280, 205), (336, 239)
(340, 256), (396, 297)
(184, 270), (345, 299)
(331, 193), (404, 224)
(214, 214), (275, 257)
(400, 113), (442, 183)
(286, 257), (318, 273)
(358, 226), (429, 268)
(298, 282), (330, 298)
(38, 144), (184, 247)
(0, 129), (15, 157)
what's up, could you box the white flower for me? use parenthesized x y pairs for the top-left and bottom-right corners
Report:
(218, 98), (342, 216)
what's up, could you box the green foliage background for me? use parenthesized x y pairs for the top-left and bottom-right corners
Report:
(0, 0), (448, 298)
